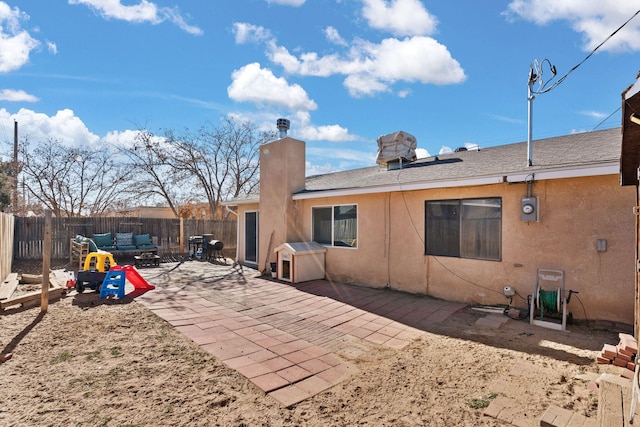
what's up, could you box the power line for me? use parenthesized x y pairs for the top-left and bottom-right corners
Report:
(532, 8), (640, 95)
(590, 107), (621, 131)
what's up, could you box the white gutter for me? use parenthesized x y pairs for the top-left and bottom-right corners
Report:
(222, 198), (259, 206)
(505, 163), (618, 182)
(293, 162), (618, 200)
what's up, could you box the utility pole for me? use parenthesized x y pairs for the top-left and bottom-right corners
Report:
(526, 59), (556, 167)
(527, 76), (534, 167)
(12, 120), (18, 214)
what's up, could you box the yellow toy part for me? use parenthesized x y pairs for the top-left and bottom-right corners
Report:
(83, 252), (117, 272)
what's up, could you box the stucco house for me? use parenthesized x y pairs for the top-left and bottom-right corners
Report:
(225, 126), (635, 325)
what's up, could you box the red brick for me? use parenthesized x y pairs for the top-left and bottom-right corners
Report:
(628, 361), (636, 371)
(621, 368), (634, 379)
(619, 332), (637, 344)
(613, 357), (628, 367)
(294, 375), (333, 396)
(618, 345), (635, 358)
(276, 365), (312, 383)
(619, 333), (638, 353)
(602, 343), (617, 360)
(251, 372), (289, 392)
(597, 356), (611, 364)
(236, 362), (271, 379)
(616, 347), (632, 362)
(268, 385), (310, 407)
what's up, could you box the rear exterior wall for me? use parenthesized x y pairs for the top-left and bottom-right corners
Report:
(294, 175), (635, 325)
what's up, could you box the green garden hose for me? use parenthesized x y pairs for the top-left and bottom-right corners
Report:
(538, 289), (560, 319)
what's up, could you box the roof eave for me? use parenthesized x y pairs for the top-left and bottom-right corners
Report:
(293, 163), (619, 200)
(222, 197), (259, 207)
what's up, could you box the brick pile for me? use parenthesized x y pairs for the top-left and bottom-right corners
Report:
(597, 333), (637, 374)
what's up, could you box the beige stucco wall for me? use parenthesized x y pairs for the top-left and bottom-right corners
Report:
(292, 175), (635, 325)
(254, 137), (306, 271)
(232, 136), (635, 324)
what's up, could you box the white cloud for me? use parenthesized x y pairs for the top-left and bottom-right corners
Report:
(297, 124), (358, 142)
(0, 2), (40, 73)
(266, 0), (306, 6)
(0, 108), (100, 146)
(305, 161), (339, 176)
(161, 7), (202, 35)
(46, 40), (57, 54)
(438, 146), (453, 155)
(102, 128), (167, 151)
(307, 145), (376, 165)
(267, 36), (466, 97)
(68, 0), (203, 35)
(362, 0), (438, 37)
(580, 110), (608, 119)
(343, 74), (391, 97)
(227, 62), (317, 111)
(102, 129), (140, 147)
(0, 89), (39, 102)
(489, 113), (522, 124)
(325, 26), (348, 46)
(504, 0), (640, 52)
(233, 22), (272, 44)
(292, 111), (360, 142)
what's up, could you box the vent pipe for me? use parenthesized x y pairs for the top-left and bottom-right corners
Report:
(277, 118), (290, 138)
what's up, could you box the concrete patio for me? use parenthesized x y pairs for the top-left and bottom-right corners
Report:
(132, 260), (466, 406)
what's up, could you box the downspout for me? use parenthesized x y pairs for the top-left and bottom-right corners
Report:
(225, 205), (238, 218)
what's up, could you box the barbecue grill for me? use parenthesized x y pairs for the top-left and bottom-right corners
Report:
(188, 235), (225, 263)
(205, 238), (225, 263)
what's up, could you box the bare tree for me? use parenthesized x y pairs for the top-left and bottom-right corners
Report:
(222, 118), (272, 199)
(20, 138), (130, 217)
(0, 161), (11, 212)
(116, 129), (187, 217)
(161, 118), (274, 219)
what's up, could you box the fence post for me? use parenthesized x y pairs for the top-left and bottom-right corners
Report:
(180, 217), (185, 253)
(41, 210), (51, 312)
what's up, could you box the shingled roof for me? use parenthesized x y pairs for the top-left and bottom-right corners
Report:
(296, 127), (621, 199)
(225, 127), (621, 204)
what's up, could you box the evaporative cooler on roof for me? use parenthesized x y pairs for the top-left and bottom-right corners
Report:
(376, 131), (417, 167)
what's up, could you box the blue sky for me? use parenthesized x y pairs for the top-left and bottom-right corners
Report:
(0, 0), (639, 175)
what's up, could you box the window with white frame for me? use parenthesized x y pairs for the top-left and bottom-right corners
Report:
(312, 204), (357, 248)
(425, 198), (501, 261)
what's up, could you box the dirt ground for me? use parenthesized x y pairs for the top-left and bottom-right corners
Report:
(0, 259), (630, 427)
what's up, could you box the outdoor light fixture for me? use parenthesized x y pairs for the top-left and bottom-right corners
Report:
(631, 113), (640, 126)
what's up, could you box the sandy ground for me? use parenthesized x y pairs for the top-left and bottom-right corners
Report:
(0, 260), (630, 427)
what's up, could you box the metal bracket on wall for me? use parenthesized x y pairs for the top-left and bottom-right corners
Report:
(634, 206), (640, 215)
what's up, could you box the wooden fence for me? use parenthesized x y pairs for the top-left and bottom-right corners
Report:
(12, 216), (237, 260)
(0, 212), (15, 282)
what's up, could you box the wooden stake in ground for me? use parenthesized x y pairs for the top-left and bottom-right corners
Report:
(41, 210), (51, 312)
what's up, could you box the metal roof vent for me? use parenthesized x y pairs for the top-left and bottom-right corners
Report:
(376, 131), (417, 170)
(277, 118), (290, 138)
